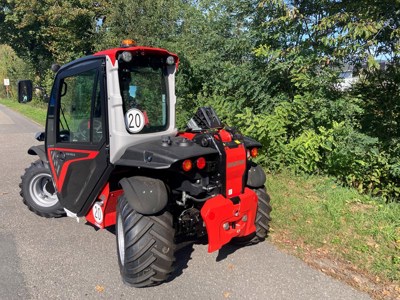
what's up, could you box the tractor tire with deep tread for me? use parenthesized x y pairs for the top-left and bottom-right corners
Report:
(231, 186), (271, 246)
(20, 160), (65, 218)
(116, 195), (176, 287)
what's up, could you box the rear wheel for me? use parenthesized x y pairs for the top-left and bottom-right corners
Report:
(231, 186), (271, 245)
(116, 195), (175, 287)
(20, 160), (65, 218)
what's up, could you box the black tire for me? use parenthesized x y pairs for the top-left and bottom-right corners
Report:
(231, 186), (271, 245)
(19, 160), (65, 218)
(116, 195), (175, 287)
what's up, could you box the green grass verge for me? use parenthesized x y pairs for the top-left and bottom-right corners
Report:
(0, 97), (47, 126)
(268, 171), (400, 283)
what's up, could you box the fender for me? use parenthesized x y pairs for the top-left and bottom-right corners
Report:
(246, 162), (266, 188)
(119, 176), (168, 215)
(243, 136), (262, 149)
(27, 145), (48, 163)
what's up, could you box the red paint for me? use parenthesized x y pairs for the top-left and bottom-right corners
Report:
(143, 111), (149, 125)
(178, 132), (196, 140)
(94, 46), (179, 67)
(216, 129), (232, 143)
(200, 188), (258, 253)
(103, 189), (123, 228)
(47, 148), (98, 192)
(225, 144), (246, 197)
(85, 183), (123, 229)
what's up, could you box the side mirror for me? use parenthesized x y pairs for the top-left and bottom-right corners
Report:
(17, 80), (33, 103)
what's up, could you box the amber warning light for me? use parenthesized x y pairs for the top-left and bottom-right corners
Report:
(182, 160), (193, 172)
(247, 147), (259, 158)
(250, 147), (258, 158)
(120, 39), (136, 48)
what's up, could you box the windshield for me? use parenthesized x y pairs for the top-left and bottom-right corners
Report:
(119, 57), (168, 134)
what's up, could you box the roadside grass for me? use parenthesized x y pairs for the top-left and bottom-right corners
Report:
(267, 171), (400, 292)
(0, 97), (47, 126)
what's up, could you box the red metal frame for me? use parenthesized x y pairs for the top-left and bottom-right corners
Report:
(225, 144), (246, 197)
(85, 183), (123, 229)
(215, 129), (232, 143)
(180, 128), (256, 252)
(200, 188), (258, 253)
(178, 132), (196, 140)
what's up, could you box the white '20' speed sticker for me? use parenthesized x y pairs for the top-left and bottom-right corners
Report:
(125, 108), (145, 133)
(92, 202), (103, 224)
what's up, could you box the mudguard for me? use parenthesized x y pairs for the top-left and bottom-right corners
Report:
(27, 145), (47, 163)
(243, 136), (262, 149)
(246, 162), (266, 188)
(119, 176), (168, 215)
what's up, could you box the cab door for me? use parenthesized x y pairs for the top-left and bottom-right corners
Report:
(46, 58), (112, 216)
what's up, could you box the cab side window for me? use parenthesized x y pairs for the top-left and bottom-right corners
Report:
(58, 68), (103, 143)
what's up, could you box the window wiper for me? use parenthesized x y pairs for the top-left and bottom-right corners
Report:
(60, 105), (70, 132)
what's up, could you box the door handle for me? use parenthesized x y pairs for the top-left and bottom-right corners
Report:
(57, 152), (66, 161)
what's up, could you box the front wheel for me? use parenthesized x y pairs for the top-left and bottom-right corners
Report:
(231, 186), (271, 245)
(116, 195), (175, 287)
(19, 160), (65, 218)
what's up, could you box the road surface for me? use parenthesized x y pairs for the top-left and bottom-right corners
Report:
(0, 104), (371, 299)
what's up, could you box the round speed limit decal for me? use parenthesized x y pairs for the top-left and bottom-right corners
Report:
(125, 108), (145, 133)
(92, 202), (103, 224)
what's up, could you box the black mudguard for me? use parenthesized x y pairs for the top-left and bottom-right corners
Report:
(27, 145), (47, 163)
(246, 162), (266, 188)
(119, 176), (168, 215)
(243, 136), (262, 149)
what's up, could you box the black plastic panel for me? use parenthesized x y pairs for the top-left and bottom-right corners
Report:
(115, 136), (219, 169)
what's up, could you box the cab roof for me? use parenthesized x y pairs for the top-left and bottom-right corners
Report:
(94, 46), (179, 67)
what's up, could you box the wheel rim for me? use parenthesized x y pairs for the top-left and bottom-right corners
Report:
(117, 214), (125, 266)
(28, 173), (59, 207)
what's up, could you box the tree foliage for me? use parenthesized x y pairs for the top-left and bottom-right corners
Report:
(252, 0), (400, 199)
(0, 44), (32, 97)
(1, 0), (399, 200)
(0, 0), (109, 76)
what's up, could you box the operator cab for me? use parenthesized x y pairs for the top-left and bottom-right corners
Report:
(94, 39), (179, 163)
(18, 40), (180, 216)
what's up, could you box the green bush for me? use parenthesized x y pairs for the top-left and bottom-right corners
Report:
(206, 97), (399, 201)
(323, 123), (400, 200)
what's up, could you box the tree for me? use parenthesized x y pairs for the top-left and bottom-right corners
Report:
(254, 0), (400, 134)
(0, 0), (109, 77)
(96, 0), (183, 49)
(169, 0), (274, 123)
(97, 0), (270, 123)
(0, 44), (32, 97)
(253, 0), (400, 198)
(313, 0), (400, 148)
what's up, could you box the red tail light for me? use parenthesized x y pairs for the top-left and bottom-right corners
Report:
(182, 159), (193, 172)
(196, 157), (206, 169)
(250, 147), (258, 158)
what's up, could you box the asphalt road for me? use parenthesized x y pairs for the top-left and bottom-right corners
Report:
(0, 103), (371, 300)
